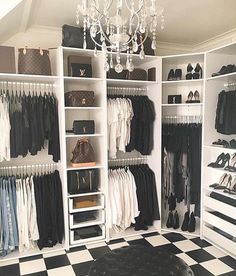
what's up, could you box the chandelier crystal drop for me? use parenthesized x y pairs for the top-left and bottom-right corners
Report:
(76, 0), (164, 73)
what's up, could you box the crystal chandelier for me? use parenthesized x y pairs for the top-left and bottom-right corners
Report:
(76, 0), (164, 73)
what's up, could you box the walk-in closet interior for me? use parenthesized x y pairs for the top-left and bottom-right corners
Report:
(0, 1), (236, 276)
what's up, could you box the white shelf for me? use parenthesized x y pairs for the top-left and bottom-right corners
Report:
(67, 164), (105, 171)
(162, 79), (204, 85)
(66, 134), (104, 138)
(64, 76), (104, 83)
(162, 103), (203, 107)
(107, 79), (157, 87)
(0, 73), (59, 83)
(70, 205), (104, 214)
(161, 227), (200, 238)
(67, 191), (104, 198)
(204, 187), (236, 200)
(69, 235), (105, 248)
(206, 72), (236, 81)
(64, 107), (104, 110)
(70, 219), (105, 229)
(204, 145), (236, 153)
(206, 166), (236, 175)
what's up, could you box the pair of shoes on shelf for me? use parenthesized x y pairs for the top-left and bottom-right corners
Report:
(224, 153), (236, 172)
(207, 152), (230, 168)
(166, 210), (179, 229)
(186, 90), (200, 103)
(212, 64), (236, 77)
(186, 63), (203, 80)
(212, 139), (236, 149)
(210, 173), (236, 194)
(167, 69), (182, 81)
(181, 211), (196, 233)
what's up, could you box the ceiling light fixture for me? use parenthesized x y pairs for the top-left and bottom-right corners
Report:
(76, 0), (164, 73)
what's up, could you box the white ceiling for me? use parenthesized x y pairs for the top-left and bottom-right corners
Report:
(1, 0), (236, 45)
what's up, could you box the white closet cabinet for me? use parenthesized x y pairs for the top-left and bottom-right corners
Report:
(0, 42), (236, 262)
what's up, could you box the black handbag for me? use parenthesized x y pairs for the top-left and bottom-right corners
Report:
(135, 35), (155, 56)
(67, 120), (95, 135)
(128, 68), (147, 80)
(67, 169), (99, 194)
(74, 226), (102, 240)
(62, 24), (101, 49)
(71, 63), (92, 78)
(107, 69), (128, 79)
(168, 95), (182, 104)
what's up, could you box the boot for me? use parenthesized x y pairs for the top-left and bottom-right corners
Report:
(181, 211), (190, 231)
(188, 212), (196, 232)
(173, 211), (179, 229)
(166, 211), (174, 228)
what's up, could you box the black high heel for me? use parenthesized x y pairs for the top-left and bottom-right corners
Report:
(186, 91), (194, 103)
(186, 64), (193, 80)
(174, 69), (182, 81)
(209, 173), (227, 188)
(166, 211), (174, 228)
(188, 212), (196, 233)
(173, 211), (179, 229)
(193, 63), (202, 79)
(193, 90), (200, 103)
(207, 153), (230, 168)
(167, 69), (175, 81)
(214, 174), (232, 190)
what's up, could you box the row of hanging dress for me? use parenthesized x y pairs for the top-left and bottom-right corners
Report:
(108, 164), (160, 233)
(0, 170), (64, 256)
(162, 123), (202, 216)
(107, 95), (155, 159)
(0, 90), (60, 162)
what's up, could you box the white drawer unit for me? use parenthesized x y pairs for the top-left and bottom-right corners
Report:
(69, 194), (105, 213)
(69, 210), (105, 229)
(70, 224), (105, 245)
(203, 225), (236, 258)
(204, 195), (236, 220)
(203, 211), (236, 238)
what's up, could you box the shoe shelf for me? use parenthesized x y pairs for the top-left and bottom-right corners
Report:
(161, 227), (200, 238)
(162, 103), (203, 107)
(206, 72), (236, 81)
(162, 79), (204, 85)
(206, 166), (236, 175)
(204, 187), (236, 200)
(204, 145), (236, 153)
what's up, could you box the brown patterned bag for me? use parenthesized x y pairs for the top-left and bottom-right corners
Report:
(18, 48), (52, 75)
(65, 91), (95, 107)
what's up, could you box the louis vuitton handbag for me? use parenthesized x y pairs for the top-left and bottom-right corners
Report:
(68, 55), (92, 77)
(18, 48), (52, 75)
(65, 91), (95, 107)
(71, 138), (96, 168)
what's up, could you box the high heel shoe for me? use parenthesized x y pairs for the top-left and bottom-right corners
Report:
(186, 64), (193, 80)
(224, 176), (236, 194)
(224, 153), (236, 172)
(167, 69), (175, 81)
(186, 91), (194, 103)
(174, 69), (182, 80)
(188, 212), (196, 233)
(207, 153), (230, 168)
(193, 63), (202, 79)
(181, 211), (190, 231)
(214, 174), (232, 190)
(173, 211), (179, 229)
(209, 173), (228, 188)
(166, 211), (174, 228)
(193, 90), (200, 103)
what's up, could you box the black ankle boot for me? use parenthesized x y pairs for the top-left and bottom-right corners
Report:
(193, 63), (202, 79)
(173, 211), (179, 229)
(188, 212), (196, 232)
(167, 69), (175, 81)
(175, 69), (182, 80)
(186, 63), (193, 80)
(166, 211), (174, 228)
(181, 211), (190, 231)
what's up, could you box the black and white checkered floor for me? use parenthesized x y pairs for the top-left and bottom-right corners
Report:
(0, 232), (236, 276)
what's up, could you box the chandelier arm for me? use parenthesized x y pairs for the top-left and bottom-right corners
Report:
(122, 12), (141, 44)
(124, 0), (144, 14)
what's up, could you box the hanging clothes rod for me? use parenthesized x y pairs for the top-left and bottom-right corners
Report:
(224, 82), (236, 88)
(0, 163), (58, 170)
(0, 81), (56, 89)
(162, 115), (202, 124)
(108, 157), (148, 165)
(107, 87), (147, 95)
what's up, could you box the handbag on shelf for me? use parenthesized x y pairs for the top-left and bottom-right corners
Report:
(65, 91), (95, 107)
(107, 68), (128, 79)
(67, 169), (99, 194)
(168, 95), (182, 104)
(67, 120), (95, 135)
(0, 46), (16, 73)
(74, 226), (102, 240)
(18, 47), (51, 75)
(128, 68), (147, 81)
(71, 138), (96, 168)
(135, 34), (155, 56)
(73, 211), (97, 223)
(62, 24), (101, 49)
(148, 67), (156, 81)
(68, 56), (92, 77)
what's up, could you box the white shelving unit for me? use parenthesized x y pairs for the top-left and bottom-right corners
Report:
(161, 52), (205, 237)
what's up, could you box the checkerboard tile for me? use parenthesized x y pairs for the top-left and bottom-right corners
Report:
(0, 232), (235, 276)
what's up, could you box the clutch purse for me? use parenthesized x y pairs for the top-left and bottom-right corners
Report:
(168, 95), (182, 104)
